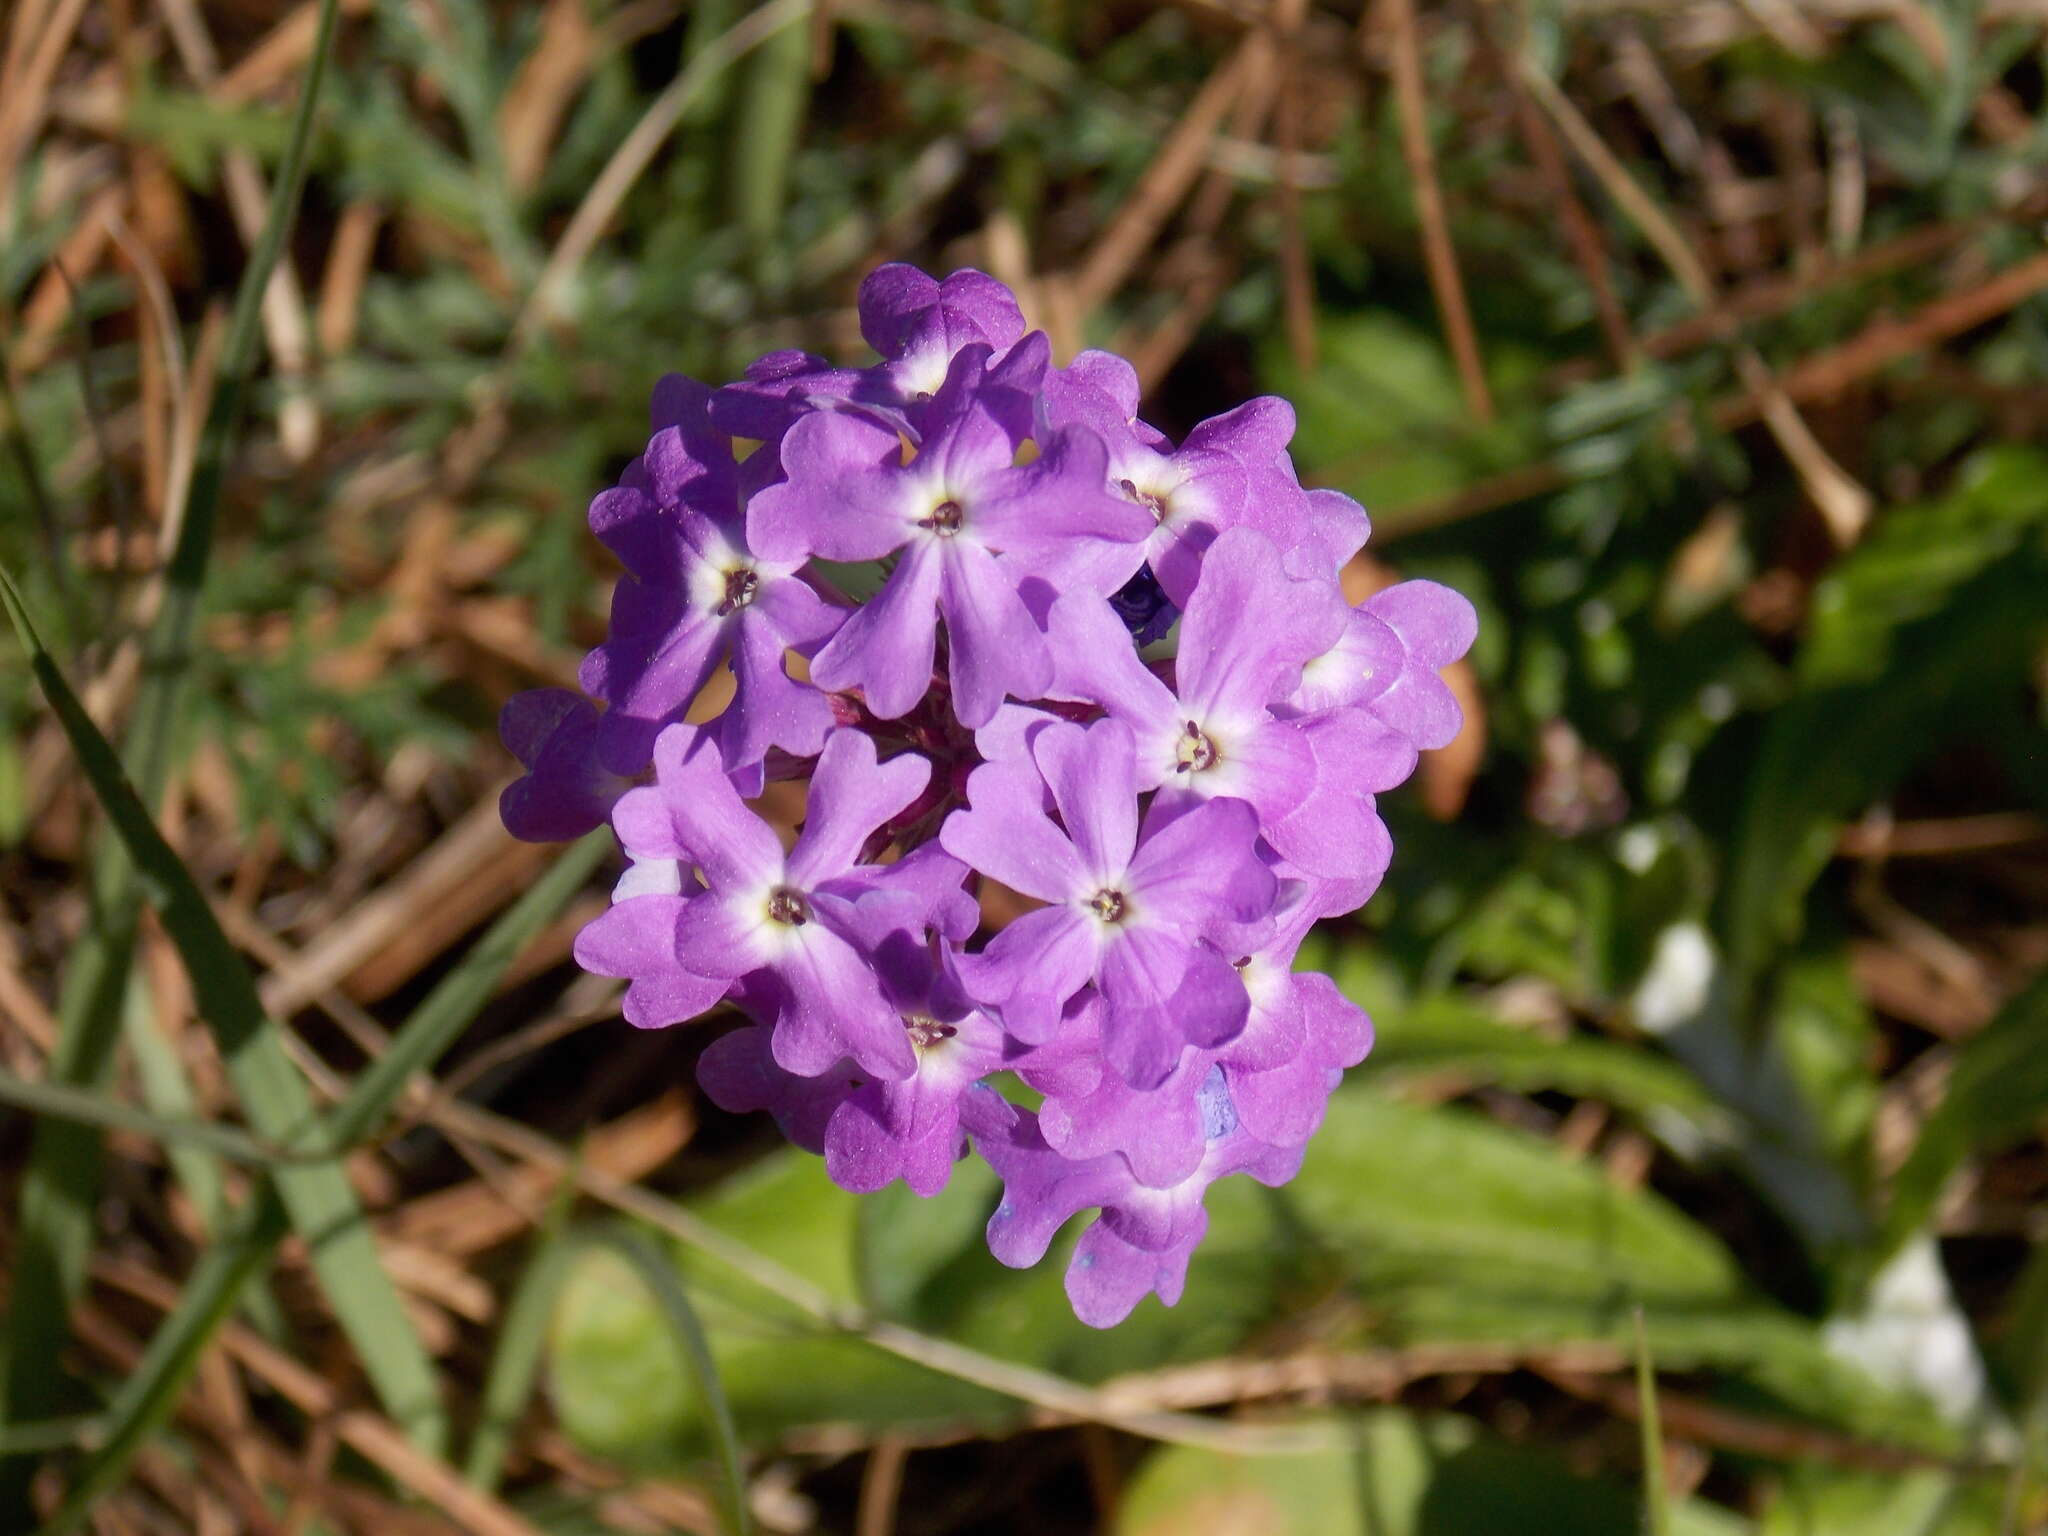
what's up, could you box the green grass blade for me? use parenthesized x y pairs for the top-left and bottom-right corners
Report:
(0, 560), (449, 1457)
(464, 1176), (581, 1493)
(37, 1193), (291, 1536)
(1634, 1306), (1670, 1536)
(0, 1063), (280, 1167)
(1884, 966), (2048, 1258)
(728, 9), (811, 255)
(121, 973), (233, 1224)
(128, 0), (343, 794)
(1, 911), (142, 1480)
(24, 832), (604, 1519)
(594, 1225), (751, 1536)
(0, 0), (346, 1504)
(327, 827), (608, 1152)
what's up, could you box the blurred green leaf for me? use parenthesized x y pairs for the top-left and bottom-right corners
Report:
(1758, 1465), (2005, 1536)
(1885, 968), (2048, 1255)
(1116, 1408), (1752, 1536)
(1270, 312), (1543, 523)
(1720, 549), (2048, 1003)
(1801, 447), (2048, 688)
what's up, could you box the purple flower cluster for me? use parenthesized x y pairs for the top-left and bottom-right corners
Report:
(500, 264), (1475, 1327)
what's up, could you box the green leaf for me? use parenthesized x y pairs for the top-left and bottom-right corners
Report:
(1758, 1465), (2005, 1536)
(1801, 446), (2048, 688)
(590, 1226), (750, 1535)
(1885, 968), (2048, 1255)
(1638, 1307), (1673, 1536)
(1355, 990), (1736, 1139)
(1267, 311), (1543, 527)
(854, 1157), (1000, 1320)
(1720, 551), (2048, 1003)
(1115, 1408), (1754, 1536)
(467, 1188), (579, 1494)
(38, 1194), (291, 1535)
(1289, 1091), (1743, 1307)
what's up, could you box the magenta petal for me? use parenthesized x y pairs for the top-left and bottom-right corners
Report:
(1368, 578), (1479, 668)
(1040, 1048), (1210, 1189)
(978, 1113), (1136, 1270)
(939, 771), (1085, 903)
(1126, 797), (1274, 928)
(669, 896), (766, 980)
(1044, 593), (1177, 737)
(573, 898), (732, 1028)
(1101, 931), (1248, 1088)
(721, 614), (835, 769)
(1065, 1216), (1203, 1328)
(808, 541), (942, 719)
(650, 726), (784, 888)
(498, 690), (626, 842)
(1030, 718), (1138, 883)
(747, 410), (908, 563)
(1224, 1055), (1339, 1149)
(698, 1025), (856, 1152)
(1176, 527), (1347, 718)
(974, 905), (1099, 1042)
(788, 731), (931, 885)
(939, 544), (1051, 727)
(770, 926), (915, 1081)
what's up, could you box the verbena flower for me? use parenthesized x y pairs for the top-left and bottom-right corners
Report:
(503, 263), (1476, 1327)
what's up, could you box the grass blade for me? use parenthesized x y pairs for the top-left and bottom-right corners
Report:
(1635, 1306), (1670, 1536)
(0, 559), (449, 1456)
(327, 827), (609, 1151)
(37, 1193), (291, 1536)
(0, 1064), (279, 1166)
(465, 1176), (581, 1493)
(729, 13), (812, 254)
(26, 829), (605, 1519)
(121, 972), (232, 1224)
(594, 1225), (752, 1535)
(0, 0), (346, 1503)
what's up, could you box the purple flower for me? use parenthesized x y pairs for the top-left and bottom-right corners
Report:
(1294, 579), (1476, 750)
(749, 342), (1149, 726)
(940, 716), (1275, 1087)
(499, 689), (628, 843)
(574, 724), (963, 1078)
(977, 1088), (1303, 1328)
(508, 261), (1479, 1327)
(708, 265), (1027, 446)
(1043, 528), (1350, 871)
(578, 376), (844, 778)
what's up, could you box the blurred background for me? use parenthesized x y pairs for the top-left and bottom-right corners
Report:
(4, 0), (2048, 1531)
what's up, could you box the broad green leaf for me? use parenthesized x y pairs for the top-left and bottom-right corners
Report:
(1759, 1466), (2006, 1536)
(1116, 1408), (1753, 1536)
(1289, 1091), (1742, 1305)
(855, 1158), (1000, 1320)
(1268, 312), (1542, 524)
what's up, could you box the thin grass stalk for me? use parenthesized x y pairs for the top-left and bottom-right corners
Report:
(0, 558), (448, 1459)
(599, 1225), (753, 1535)
(464, 1179), (581, 1494)
(1634, 1307), (1671, 1536)
(1, 711), (608, 1511)
(0, 0), (346, 1504)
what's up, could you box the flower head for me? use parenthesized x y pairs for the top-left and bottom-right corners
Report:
(504, 263), (1475, 1327)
